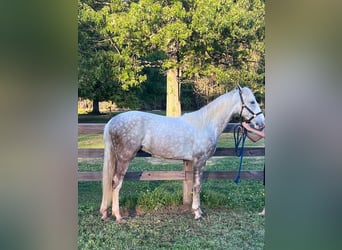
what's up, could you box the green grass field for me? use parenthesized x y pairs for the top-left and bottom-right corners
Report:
(78, 121), (265, 249)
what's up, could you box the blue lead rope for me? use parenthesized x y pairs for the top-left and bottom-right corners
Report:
(233, 125), (248, 184)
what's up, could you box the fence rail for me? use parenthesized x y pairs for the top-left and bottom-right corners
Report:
(78, 123), (241, 134)
(78, 123), (265, 205)
(78, 147), (265, 158)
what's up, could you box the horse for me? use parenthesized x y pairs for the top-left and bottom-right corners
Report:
(100, 85), (265, 222)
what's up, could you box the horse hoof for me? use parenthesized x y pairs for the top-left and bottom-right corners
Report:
(101, 216), (110, 222)
(193, 208), (203, 220)
(195, 215), (204, 220)
(194, 212), (204, 220)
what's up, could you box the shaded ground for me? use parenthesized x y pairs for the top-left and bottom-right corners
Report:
(78, 206), (265, 250)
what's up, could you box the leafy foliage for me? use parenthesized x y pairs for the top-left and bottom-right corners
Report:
(78, 0), (265, 111)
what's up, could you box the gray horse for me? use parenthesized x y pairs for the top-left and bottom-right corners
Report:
(100, 86), (265, 222)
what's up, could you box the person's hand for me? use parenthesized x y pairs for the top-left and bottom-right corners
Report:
(242, 122), (252, 131)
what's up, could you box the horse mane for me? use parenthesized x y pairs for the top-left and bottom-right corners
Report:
(181, 88), (239, 131)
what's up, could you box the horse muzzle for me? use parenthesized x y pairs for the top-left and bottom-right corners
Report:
(251, 114), (265, 130)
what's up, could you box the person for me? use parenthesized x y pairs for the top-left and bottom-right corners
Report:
(241, 121), (265, 216)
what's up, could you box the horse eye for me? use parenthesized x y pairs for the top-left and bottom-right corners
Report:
(250, 101), (256, 105)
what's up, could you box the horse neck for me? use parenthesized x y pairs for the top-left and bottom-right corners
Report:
(184, 90), (240, 135)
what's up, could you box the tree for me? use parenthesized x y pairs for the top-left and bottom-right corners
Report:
(101, 0), (191, 116)
(138, 64), (167, 110)
(184, 0), (265, 101)
(78, 0), (147, 113)
(78, 1), (113, 113)
(78, 0), (265, 113)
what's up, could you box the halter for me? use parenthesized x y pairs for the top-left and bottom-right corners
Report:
(233, 87), (263, 183)
(238, 87), (263, 123)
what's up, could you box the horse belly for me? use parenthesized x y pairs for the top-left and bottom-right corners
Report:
(142, 129), (194, 160)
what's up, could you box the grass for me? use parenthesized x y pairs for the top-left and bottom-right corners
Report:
(78, 115), (265, 249)
(79, 175), (265, 249)
(78, 204), (264, 249)
(78, 134), (104, 148)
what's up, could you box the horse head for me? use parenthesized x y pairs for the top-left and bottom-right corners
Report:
(237, 85), (265, 129)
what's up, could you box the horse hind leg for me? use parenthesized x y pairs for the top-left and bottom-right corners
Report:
(100, 134), (116, 221)
(111, 161), (129, 223)
(99, 136), (131, 222)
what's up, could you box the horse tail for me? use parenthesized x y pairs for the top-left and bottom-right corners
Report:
(100, 124), (116, 219)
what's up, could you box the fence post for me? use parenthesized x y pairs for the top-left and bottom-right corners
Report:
(183, 160), (193, 206)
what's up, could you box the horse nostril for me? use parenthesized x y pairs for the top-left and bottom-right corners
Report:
(256, 121), (265, 129)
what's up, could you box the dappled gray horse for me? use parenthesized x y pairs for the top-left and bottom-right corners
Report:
(100, 86), (265, 222)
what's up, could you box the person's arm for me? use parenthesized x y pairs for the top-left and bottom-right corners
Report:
(246, 132), (263, 142)
(242, 122), (265, 142)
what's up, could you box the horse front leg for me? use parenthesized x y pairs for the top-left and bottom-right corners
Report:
(192, 162), (205, 219)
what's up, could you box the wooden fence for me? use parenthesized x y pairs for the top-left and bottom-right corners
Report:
(78, 123), (264, 205)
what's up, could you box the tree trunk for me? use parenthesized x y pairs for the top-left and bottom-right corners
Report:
(166, 68), (181, 117)
(92, 98), (101, 115)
